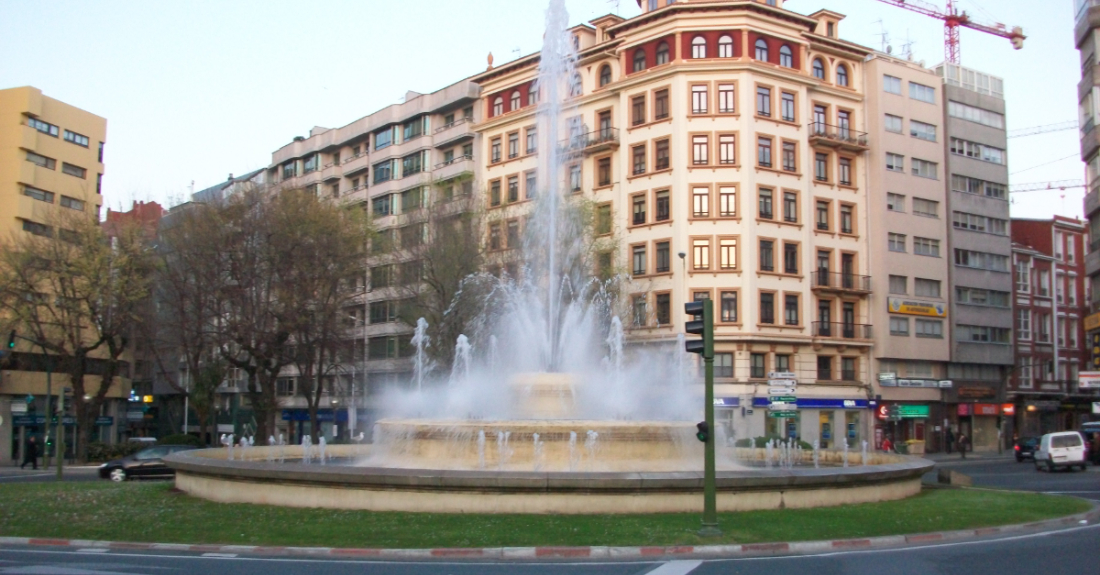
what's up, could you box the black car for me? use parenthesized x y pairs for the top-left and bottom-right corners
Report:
(98, 445), (198, 482)
(1014, 436), (1039, 462)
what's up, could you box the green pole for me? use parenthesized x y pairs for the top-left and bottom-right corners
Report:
(700, 298), (720, 536)
(43, 364), (51, 470)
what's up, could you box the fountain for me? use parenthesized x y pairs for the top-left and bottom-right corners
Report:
(166, 0), (932, 513)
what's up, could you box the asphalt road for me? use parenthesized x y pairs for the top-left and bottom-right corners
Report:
(930, 455), (1100, 500)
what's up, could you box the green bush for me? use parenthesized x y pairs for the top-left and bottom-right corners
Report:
(159, 434), (202, 447)
(737, 436), (813, 450)
(85, 441), (146, 463)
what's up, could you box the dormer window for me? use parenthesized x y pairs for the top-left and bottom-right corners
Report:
(779, 45), (793, 68)
(655, 41), (670, 65)
(632, 48), (646, 72)
(718, 35), (734, 58)
(836, 64), (849, 87)
(573, 35), (580, 50)
(599, 64), (612, 87)
(648, 0), (658, 9)
(492, 96), (504, 116)
(827, 22), (835, 37)
(510, 91), (521, 110)
(691, 36), (706, 59)
(812, 58), (826, 80)
(754, 38), (769, 61)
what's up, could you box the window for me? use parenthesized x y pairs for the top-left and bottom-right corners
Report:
(404, 117), (425, 141)
(816, 201), (830, 231)
(632, 245), (647, 276)
(756, 86), (771, 117)
(655, 190), (670, 221)
(814, 152), (828, 181)
(782, 141), (796, 172)
(838, 158), (851, 185)
(775, 354), (790, 373)
(885, 114), (903, 133)
(783, 242), (798, 274)
(490, 138), (502, 163)
(373, 160), (393, 184)
(720, 291), (738, 322)
(508, 132), (519, 158)
(632, 194), (646, 225)
(718, 134), (735, 165)
(779, 45), (793, 67)
(492, 97), (504, 116)
(490, 180), (501, 206)
(655, 293), (671, 325)
(632, 144), (646, 175)
(751, 353), (767, 378)
(759, 239), (774, 272)
(760, 292), (775, 324)
(691, 36), (707, 58)
(888, 233), (906, 252)
(910, 120), (937, 141)
(655, 241), (670, 273)
(488, 222), (502, 250)
(597, 157), (611, 187)
(655, 41), (670, 65)
(812, 59), (825, 79)
(507, 176), (520, 203)
(758, 188), (774, 219)
(947, 101), (1005, 129)
(911, 158), (938, 179)
(693, 238), (711, 270)
(60, 196), (84, 211)
(692, 135), (709, 165)
(839, 204), (853, 234)
(402, 152), (423, 176)
(836, 64), (849, 87)
(950, 138), (1005, 164)
(909, 82), (936, 103)
(372, 194), (392, 217)
(63, 130), (89, 147)
(26, 117), (59, 136)
(913, 237), (940, 257)
(22, 185), (54, 204)
(719, 186), (737, 217)
(887, 193), (905, 211)
(691, 85), (708, 114)
(654, 89), (669, 121)
(754, 38), (769, 60)
(885, 152), (904, 172)
(718, 83), (735, 113)
(912, 198), (939, 218)
(715, 353), (733, 378)
(633, 49), (646, 72)
(884, 75), (902, 94)
(525, 171), (537, 198)
(783, 192), (798, 223)
(951, 175), (1006, 199)
(719, 238), (737, 269)
(655, 138), (670, 170)
(568, 164), (581, 192)
(915, 278), (941, 298)
(632, 95), (646, 126)
(956, 325), (1011, 344)
(889, 317), (910, 336)
(841, 357), (856, 381)
(889, 275), (907, 295)
(596, 204), (612, 235)
(528, 81), (539, 106)
(718, 35), (734, 58)
(632, 294), (647, 326)
(781, 91), (795, 122)
(956, 287), (1010, 307)
(817, 356), (833, 380)
(757, 136), (773, 167)
(955, 249), (1010, 272)
(693, 187), (710, 217)
(25, 151), (56, 170)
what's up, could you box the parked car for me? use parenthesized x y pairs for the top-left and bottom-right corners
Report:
(1013, 436), (1039, 462)
(1034, 431), (1088, 472)
(1083, 422), (1100, 465)
(98, 445), (198, 482)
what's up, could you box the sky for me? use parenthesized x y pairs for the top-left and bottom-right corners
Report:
(0, 0), (1085, 219)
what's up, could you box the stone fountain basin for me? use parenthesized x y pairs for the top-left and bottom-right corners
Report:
(166, 446), (933, 514)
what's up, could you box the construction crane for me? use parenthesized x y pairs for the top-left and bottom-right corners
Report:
(1009, 180), (1086, 194)
(874, 0), (1025, 64)
(1008, 121), (1080, 139)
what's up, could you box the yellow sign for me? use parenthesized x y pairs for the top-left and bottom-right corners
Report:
(142, 395), (154, 403)
(888, 297), (947, 318)
(1084, 312), (1100, 332)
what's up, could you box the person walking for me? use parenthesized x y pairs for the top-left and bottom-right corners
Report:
(946, 428), (955, 454)
(20, 436), (38, 470)
(957, 432), (968, 459)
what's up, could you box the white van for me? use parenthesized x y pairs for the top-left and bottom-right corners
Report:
(1034, 431), (1087, 472)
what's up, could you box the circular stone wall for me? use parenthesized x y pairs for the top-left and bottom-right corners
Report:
(166, 446), (933, 514)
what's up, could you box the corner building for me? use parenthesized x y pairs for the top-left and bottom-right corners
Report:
(473, 0), (875, 448)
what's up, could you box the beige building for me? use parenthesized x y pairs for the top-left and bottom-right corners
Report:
(473, 0), (876, 447)
(861, 55), (952, 450)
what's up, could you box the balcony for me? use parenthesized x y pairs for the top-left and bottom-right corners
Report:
(320, 162), (341, 182)
(811, 321), (872, 340)
(432, 154), (474, 181)
(807, 123), (869, 153)
(811, 271), (871, 294)
(559, 127), (620, 157)
(342, 152), (370, 177)
(433, 117), (475, 149)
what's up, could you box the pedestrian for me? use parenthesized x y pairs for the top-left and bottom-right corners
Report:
(881, 436), (893, 453)
(946, 428), (955, 454)
(20, 436), (38, 470)
(957, 432), (968, 459)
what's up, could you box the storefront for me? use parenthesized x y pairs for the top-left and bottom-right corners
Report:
(957, 403), (1003, 452)
(716, 396), (869, 448)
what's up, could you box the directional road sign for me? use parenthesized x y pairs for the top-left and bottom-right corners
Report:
(767, 379), (797, 387)
(769, 396), (797, 403)
(767, 411), (799, 418)
(767, 402), (797, 410)
(768, 387), (796, 396)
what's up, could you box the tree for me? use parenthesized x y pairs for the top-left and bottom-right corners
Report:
(0, 212), (156, 462)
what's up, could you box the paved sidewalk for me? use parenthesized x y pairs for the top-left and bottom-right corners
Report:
(922, 451), (1014, 463)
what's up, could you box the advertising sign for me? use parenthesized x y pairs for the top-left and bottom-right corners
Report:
(1079, 371), (1100, 389)
(888, 297), (947, 318)
(974, 403), (999, 416)
(1084, 312), (1100, 332)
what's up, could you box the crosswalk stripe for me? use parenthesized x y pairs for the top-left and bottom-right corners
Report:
(645, 560), (704, 575)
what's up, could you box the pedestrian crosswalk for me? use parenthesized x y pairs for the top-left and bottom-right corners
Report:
(644, 560), (704, 575)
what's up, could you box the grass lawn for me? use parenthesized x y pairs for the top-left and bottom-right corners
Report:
(0, 482), (1089, 549)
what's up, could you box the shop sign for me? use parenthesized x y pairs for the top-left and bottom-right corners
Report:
(958, 387), (995, 399)
(1002, 404), (1016, 416)
(1078, 372), (1100, 389)
(10, 402), (27, 414)
(713, 397), (738, 407)
(957, 404), (971, 416)
(974, 404), (999, 416)
(898, 405), (930, 418)
(888, 297), (948, 318)
(126, 410), (144, 421)
(767, 411), (799, 418)
(95, 416), (114, 426)
(1083, 312), (1100, 332)
(1028, 400), (1060, 412)
(878, 372), (897, 382)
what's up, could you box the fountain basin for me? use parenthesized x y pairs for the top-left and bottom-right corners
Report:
(166, 447), (932, 514)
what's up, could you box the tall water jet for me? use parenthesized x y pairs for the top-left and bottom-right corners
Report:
(606, 317), (623, 387)
(451, 334), (472, 385)
(842, 437), (850, 468)
(411, 318), (430, 392)
(477, 429), (486, 470)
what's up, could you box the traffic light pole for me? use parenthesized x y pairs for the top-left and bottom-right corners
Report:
(700, 299), (719, 536)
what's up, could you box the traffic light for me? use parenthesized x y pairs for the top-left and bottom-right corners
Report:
(684, 300), (713, 357)
(696, 421), (709, 443)
(6, 330), (14, 349)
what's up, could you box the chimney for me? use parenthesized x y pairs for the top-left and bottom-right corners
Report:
(228, 173), (234, 181)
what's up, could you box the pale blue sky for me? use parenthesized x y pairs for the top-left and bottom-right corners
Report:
(0, 0), (1083, 219)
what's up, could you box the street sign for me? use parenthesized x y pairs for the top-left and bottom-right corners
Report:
(767, 379), (797, 387)
(768, 411), (799, 418)
(768, 372), (797, 380)
(768, 402), (797, 410)
(769, 396), (797, 403)
(768, 387), (796, 395)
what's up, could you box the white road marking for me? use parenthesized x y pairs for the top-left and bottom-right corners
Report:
(75, 549), (109, 554)
(0, 474), (52, 481)
(1042, 490), (1100, 494)
(200, 553), (238, 558)
(645, 560), (704, 574)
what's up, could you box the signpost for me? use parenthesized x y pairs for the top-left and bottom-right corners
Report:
(684, 300), (719, 536)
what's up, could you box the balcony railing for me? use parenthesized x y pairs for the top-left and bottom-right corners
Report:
(808, 123), (869, 151)
(434, 117), (471, 134)
(811, 270), (871, 293)
(433, 154), (473, 170)
(811, 321), (872, 340)
(559, 127), (620, 155)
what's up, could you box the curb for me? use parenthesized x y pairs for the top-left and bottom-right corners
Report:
(2, 505), (1096, 562)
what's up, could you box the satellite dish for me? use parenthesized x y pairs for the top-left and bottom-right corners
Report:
(887, 45), (893, 54)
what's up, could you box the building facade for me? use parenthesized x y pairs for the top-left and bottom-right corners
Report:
(1075, 0), (1100, 426)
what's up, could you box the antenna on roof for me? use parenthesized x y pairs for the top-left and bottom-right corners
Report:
(873, 19), (890, 53)
(511, 47), (521, 60)
(608, 0), (620, 15)
(902, 29), (916, 61)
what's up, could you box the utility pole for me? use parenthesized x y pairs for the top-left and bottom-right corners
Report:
(685, 300), (719, 536)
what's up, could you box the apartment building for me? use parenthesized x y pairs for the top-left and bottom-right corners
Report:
(862, 54), (952, 452)
(473, 0), (875, 448)
(1075, 1), (1100, 417)
(0, 86), (115, 464)
(1010, 217), (1093, 434)
(936, 63), (1015, 452)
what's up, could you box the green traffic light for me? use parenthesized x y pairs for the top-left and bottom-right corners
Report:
(695, 421), (709, 442)
(7, 330), (15, 349)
